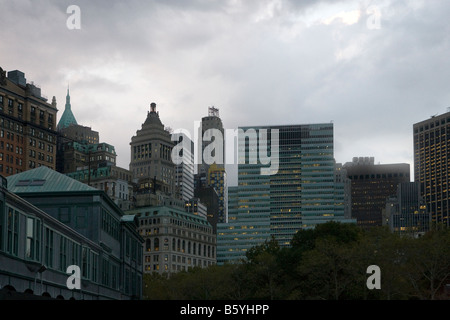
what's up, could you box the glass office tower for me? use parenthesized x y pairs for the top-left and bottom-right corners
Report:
(217, 123), (355, 264)
(414, 111), (450, 226)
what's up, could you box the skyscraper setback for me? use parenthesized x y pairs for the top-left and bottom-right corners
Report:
(414, 111), (450, 226)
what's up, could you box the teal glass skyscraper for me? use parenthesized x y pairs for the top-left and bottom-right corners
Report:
(217, 123), (355, 264)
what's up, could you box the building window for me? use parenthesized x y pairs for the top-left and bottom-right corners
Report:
(26, 217), (41, 261)
(60, 236), (67, 272)
(7, 207), (19, 256)
(91, 252), (98, 283)
(45, 227), (54, 268)
(82, 247), (90, 279)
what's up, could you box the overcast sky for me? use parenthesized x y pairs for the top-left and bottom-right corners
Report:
(1, 0), (449, 185)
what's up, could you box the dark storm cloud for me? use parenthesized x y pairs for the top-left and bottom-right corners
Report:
(1, 0), (450, 178)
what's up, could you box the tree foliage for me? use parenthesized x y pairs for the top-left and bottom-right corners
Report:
(143, 222), (450, 300)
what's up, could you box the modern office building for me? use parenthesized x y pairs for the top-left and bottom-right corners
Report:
(335, 162), (352, 220)
(343, 157), (411, 228)
(0, 67), (58, 176)
(194, 185), (220, 234)
(413, 112), (450, 226)
(217, 123), (356, 264)
(185, 197), (208, 220)
(127, 205), (216, 275)
(3, 167), (144, 299)
(384, 182), (431, 237)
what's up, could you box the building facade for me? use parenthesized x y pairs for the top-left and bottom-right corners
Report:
(5, 167), (144, 299)
(384, 182), (431, 237)
(343, 157), (411, 228)
(413, 112), (450, 226)
(130, 102), (176, 198)
(126, 205), (216, 275)
(0, 67), (58, 176)
(217, 123), (356, 264)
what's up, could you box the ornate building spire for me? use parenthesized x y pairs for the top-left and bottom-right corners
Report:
(57, 84), (78, 130)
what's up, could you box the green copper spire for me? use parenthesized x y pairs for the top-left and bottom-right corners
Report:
(57, 85), (78, 130)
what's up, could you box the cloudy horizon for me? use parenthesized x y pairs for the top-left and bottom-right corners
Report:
(1, 0), (449, 185)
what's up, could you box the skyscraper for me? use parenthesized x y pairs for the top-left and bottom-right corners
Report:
(217, 123), (356, 263)
(197, 106), (224, 175)
(414, 112), (450, 226)
(127, 102), (216, 274)
(194, 107), (228, 224)
(343, 157), (410, 228)
(384, 182), (431, 237)
(130, 102), (176, 199)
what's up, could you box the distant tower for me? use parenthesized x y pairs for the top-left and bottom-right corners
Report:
(130, 102), (177, 201)
(57, 86), (78, 130)
(198, 106), (224, 175)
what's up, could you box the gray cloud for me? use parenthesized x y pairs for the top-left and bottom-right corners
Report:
(1, 0), (449, 185)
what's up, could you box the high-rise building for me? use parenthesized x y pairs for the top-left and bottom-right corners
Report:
(194, 107), (228, 224)
(217, 123), (356, 264)
(127, 102), (216, 274)
(130, 102), (176, 200)
(413, 112), (450, 226)
(0, 67), (58, 176)
(175, 134), (194, 202)
(343, 157), (410, 228)
(384, 182), (431, 237)
(207, 163), (228, 223)
(197, 106), (224, 175)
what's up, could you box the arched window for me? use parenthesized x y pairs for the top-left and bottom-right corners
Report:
(154, 238), (159, 251)
(146, 239), (151, 251)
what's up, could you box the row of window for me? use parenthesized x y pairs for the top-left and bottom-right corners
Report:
(0, 204), (100, 280)
(144, 255), (214, 272)
(0, 95), (55, 130)
(0, 199), (142, 296)
(144, 237), (215, 258)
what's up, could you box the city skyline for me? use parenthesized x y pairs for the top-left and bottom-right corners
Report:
(1, 0), (450, 185)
